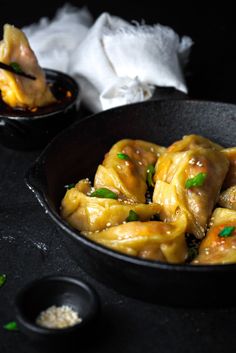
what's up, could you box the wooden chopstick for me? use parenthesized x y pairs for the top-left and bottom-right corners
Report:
(0, 62), (36, 80)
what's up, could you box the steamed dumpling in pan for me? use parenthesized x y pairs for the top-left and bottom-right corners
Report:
(166, 134), (223, 152)
(83, 212), (188, 263)
(61, 179), (161, 232)
(222, 147), (236, 188)
(153, 135), (229, 238)
(193, 208), (236, 264)
(211, 147), (236, 210)
(94, 139), (166, 203)
(218, 185), (236, 210)
(0, 24), (56, 108)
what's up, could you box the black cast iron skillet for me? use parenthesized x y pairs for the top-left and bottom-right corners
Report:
(25, 99), (236, 307)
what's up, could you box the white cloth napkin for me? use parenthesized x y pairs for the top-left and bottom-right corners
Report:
(23, 5), (193, 112)
(23, 4), (93, 73)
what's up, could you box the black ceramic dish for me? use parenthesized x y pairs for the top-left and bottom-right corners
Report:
(15, 275), (100, 348)
(0, 68), (79, 150)
(25, 99), (236, 307)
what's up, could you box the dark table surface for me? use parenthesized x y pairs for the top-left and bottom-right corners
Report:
(1, 2), (236, 352)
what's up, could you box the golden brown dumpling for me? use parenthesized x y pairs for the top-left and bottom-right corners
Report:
(61, 179), (161, 232)
(83, 213), (188, 263)
(166, 134), (223, 152)
(222, 147), (236, 188)
(0, 24), (56, 108)
(193, 208), (236, 264)
(153, 135), (229, 238)
(218, 186), (236, 210)
(94, 139), (166, 203)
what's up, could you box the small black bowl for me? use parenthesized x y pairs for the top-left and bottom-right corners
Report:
(0, 69), (79, 150)
(15, 275), (100, 348)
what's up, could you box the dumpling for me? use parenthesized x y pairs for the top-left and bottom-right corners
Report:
(153, 135), (229, 238)
(61, 179), (161, 232)
(94, 139), (166, 203)
(193, 208), (236, 264)
(84, 212), (188, 263)
(0, 24), (56, 108)
(222, 147), (236, 188)
(166, 134), (223, 152)
(218, 186), (236, 210)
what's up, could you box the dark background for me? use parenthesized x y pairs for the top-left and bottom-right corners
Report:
(1, 2), (236, 353)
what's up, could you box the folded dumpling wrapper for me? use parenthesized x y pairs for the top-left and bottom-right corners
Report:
(222, 147), (236, 188)
(0, 24), (56, 109)
(153, 135), (229, 238)
(193, 208), (236, 264)
(61, 179), (161, 232)
(94, 139), (166, 203)
(218, 185), (236, 210)
(84, 212), (188, 263)
(60, 141), (187, 263)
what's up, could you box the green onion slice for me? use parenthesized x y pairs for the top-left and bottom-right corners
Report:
(185, 172), (207, 189)
(126, 210), (139, 222)
(0, 274), (6, 288)
(146, 164), (155, 187)
(218, 226), (235, 237)
(10, 62), (23, 74)
(3, 321), (18, 331)
(90, 188), (118, 199)
(117, 152), (129, 160)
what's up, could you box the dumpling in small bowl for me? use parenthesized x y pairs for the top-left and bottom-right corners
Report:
(0, 24), (79, 150)
(0, 24), (56, 109)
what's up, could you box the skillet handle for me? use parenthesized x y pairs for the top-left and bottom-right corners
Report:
(152, 87), (188, 101)
(24, 161), (47, 209)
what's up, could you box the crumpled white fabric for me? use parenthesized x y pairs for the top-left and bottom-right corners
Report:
(23, 5), (193, 112)
(100, 76), (155, 111)
(23, 4), (93, 73)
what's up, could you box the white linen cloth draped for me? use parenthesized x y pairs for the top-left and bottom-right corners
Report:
(23, 4), (193, 112)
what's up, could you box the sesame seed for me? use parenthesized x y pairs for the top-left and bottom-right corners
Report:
(188, 158), (196, 165)
(36, 305), (82, 329)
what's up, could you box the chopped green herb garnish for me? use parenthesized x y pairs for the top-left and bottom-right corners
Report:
(218, 226), (235, 237)
(3, 321), (18, 331)
(65, 183), (75, 190)
(117, 152), (129, 160)
(0, 274), (6, 288)
(10, 62), (23, 74)
(185, 172), (207, 189)
(91, 188), (118, 199)
(146, 164), (155, 187)
(126, 210), (139, 222)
